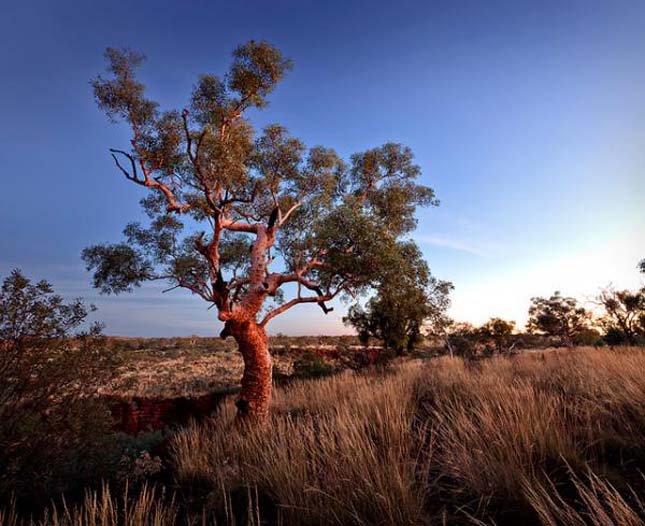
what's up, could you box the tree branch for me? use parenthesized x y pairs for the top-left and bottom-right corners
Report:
(279, 202), (302, 225)
(259, 285), (342, 327)
(221, 218), (260, 234)
(181, 110), (220, 214)
(109, 149), (140, 182)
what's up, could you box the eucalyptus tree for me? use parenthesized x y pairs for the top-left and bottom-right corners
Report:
(478, 317), (516, 354)
(84, 42), (437, 420)
(527, 292), (591, 346)
(597, 287), (645, 345)
(344, 243), (452, 355)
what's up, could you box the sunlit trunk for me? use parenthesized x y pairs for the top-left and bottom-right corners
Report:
(226, 319), (272, 422)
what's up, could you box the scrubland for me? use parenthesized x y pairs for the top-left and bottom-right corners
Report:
(3, 346), (645, 526)
(100, 336), (378, 397)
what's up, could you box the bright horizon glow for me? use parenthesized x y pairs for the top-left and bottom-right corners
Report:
(444, 236), (644, 328)
(1, 1), (644, 336)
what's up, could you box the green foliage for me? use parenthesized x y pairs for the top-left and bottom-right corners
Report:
(228, 40), (293, 109)
(344, 243), (452, 355)
(444, 322), (480, 358)
(572, 327), (603, 346)
(604, 326), (629, 346)
(0, 270), (116, 507)
(347, 143), (437, 235)
(291, 350), (336, 379)
(477, 317), (516, 354)
(91, 48), (156, 126)
(82, 244), (153, 294)
(527, 292), (591, 346)
(112, 431), (166, 487)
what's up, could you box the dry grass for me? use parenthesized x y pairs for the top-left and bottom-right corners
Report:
(0, 485), (176, 526)
(4, 346), (645, 525)
(100, 349), (294, 398)
(100, 339), (378, 397)
(415, 348), (645, 522)
(171, 364), (428, 525)
(171, 347), (645, 525)
(524, 469), (645, 526)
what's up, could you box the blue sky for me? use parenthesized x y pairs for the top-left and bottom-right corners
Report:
(1, 0), (644, 335)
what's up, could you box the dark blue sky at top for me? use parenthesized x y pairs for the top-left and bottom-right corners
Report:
(1, 0), (644, 335)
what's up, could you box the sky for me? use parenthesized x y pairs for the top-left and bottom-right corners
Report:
(1, 0), (644, 336)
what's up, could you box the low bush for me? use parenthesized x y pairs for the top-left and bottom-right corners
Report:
(0, 270), (118, 509)
(290, 349), (336, 379)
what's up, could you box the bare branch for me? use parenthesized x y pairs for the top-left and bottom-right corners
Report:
(109, 149), (140, 182)
(280, 202), (302, 225)
(259, 285), (342, 327)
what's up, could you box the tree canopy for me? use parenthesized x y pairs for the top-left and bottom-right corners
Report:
(527, 292), (591, 346)
(83, 41), (437, 329)
(343, 243), (452, 355)
(597, 286), (645, 345)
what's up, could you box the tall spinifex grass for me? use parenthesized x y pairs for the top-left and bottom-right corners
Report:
(524, 469), (645, 526)
(0, 485), (176, 526)
(415, 348), (645, 521)
(172, 366), (430, 526)
(172, 348), (645, 525)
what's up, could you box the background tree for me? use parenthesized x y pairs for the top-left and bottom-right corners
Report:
(0, 270), (114, 507)
(343, 243), (452, 355)
(84, 42), (437, 420)
(478, 317), (516, 354)
(527, 292), (591, 346)
(442, 322), (480, 359)
(639, 259), (645, 274)
(597, 286), (645, 345)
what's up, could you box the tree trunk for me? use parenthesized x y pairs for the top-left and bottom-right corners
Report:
(226, 319), (272, 422)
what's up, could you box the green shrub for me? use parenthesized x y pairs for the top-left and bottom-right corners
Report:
(573, 327), (602, 346)
(292, 350), (336, 379)
(0, 270), (118, 509)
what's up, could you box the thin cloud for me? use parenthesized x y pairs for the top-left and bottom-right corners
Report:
(414, 234), (499, 257)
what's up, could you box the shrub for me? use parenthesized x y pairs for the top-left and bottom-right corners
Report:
(573, 327), (603, 346)
(291, 350), (336, 379)
(0, 270), (117, 509)
(444, 322), (480, 358)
